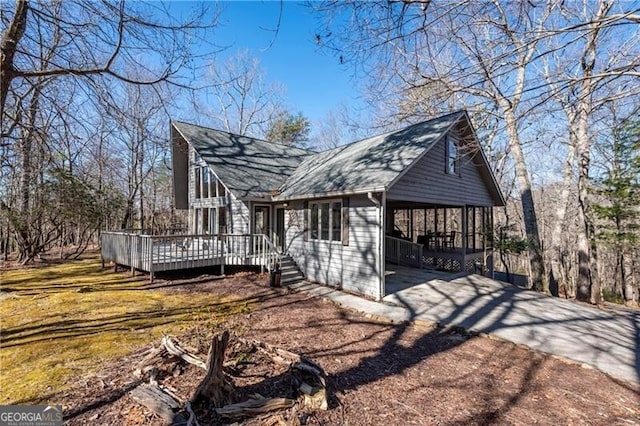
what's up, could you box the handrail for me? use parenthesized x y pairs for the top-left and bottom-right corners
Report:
(100, 231), (283, 278)
(385, 235), (423, 267)
(261, 234), (282, 266)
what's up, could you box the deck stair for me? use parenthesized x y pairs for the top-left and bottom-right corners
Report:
(280, 255), (305, 285)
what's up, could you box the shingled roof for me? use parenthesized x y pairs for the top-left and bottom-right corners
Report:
(278, 111), (465, 199)
(172, 121), (314, 198)
(172, 110), (501, 203)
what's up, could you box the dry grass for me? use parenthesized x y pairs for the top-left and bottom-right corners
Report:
(0, 258), (249, 404)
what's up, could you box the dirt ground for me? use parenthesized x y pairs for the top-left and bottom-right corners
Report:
(40, 269), (639, 425)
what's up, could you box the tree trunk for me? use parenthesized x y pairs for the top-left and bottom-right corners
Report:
(625, 252), (638, 306)
(589, 225), (601, 305)
(549, 142), (576, 297)
(575, 107), (593, 303)
(0, 0), (28, 119)
(192, 331), (234, 407)
(503, 110), (548, 293)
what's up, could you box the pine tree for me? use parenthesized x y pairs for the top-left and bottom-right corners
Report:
(592, 119), (639, 305)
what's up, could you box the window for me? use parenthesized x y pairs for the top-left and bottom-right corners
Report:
(194, 167), (201, 199)
(202, 208), (209, 233)
(331, 202), (341, 241)
(217, 178), (226, 197)
(445, 136), (459, 175)
(310, 204), (319, 239)
(202, 167), (209, 198)
(218, 207), (228, 234)
(309, 200), (342, 242)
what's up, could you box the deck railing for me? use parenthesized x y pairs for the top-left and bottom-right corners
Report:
(385, 235), (423, 268)
(101, 232), (281, 280)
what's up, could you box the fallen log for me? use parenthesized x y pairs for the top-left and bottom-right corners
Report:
(133, 346), (169, 378)
(216, 394), (295, 419)
(162, 336), (207, 371)
(130, 383), (185, 424)
(238, 337), (328, 411)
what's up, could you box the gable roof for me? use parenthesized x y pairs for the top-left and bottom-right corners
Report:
(172, 121), (314, 198)
(278, 111), (465, 199)
(172, 111), (505, 206)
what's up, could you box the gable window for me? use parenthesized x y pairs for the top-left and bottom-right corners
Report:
(309, 200), (342, 242)
(194, 167), (202, 199)
(194, 165), (227, 199)
(445, 136), (459, 175)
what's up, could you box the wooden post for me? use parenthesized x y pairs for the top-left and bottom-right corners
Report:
(409, 209), (414, 242)
(461, 206), (467, 256)
(423, 208), (427, 235)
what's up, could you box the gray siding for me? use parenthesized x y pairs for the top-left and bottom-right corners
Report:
(387, 129), (494, 206)
(171, 129), (189, 209)
(285, 194), (381, 299)
(230, 198), (250, 234)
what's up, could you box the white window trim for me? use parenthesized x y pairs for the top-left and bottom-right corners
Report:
(309, 199), (342, 242)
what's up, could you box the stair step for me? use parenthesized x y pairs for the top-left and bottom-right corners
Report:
(276, 256), (304, 284)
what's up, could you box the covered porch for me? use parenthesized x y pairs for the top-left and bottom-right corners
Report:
(384, 202), (494, 274)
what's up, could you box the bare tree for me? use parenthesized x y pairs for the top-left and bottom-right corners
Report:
(192, 50), (286, 137)
(312, 1), (640, 301)
(539, 0), (640, 303)
(313, 1), (552, 292)
(0, 0), (218, 262)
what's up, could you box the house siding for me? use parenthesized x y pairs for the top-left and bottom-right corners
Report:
(387, 129), (494, 206)
(171, 129), (189, 209)
(285, 194), (381, 299)
(230, 198), (250, 234)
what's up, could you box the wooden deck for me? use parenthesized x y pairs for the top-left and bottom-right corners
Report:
(101, 232), (280, 280)
(385, 236), (489, 273)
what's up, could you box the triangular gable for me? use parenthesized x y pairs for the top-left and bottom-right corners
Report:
(277, 111), (470, 200)
(172, 121), (313, 199)
(386, 111), (505, 206)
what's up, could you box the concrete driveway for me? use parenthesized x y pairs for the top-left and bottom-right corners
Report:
(383, 266), (640, 384)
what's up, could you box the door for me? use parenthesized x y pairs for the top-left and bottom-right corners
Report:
(253, 205), (270, 236)
(275, 207), (285, 251)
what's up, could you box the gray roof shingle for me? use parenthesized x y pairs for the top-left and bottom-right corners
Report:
(279, 111), (464, 199)
(172, 121), (314, 198)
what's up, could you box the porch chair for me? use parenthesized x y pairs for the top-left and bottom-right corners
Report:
(417, 231), (435, 251)
(443, 230), (456, 251)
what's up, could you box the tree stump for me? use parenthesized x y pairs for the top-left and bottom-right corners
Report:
(192, 331), (234, 407)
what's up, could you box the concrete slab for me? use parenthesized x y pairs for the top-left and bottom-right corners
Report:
(288, 267), (640, 384)
(383, 268), (640, 384)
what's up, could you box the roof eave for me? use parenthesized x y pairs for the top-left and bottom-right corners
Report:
(273, 187), (386, 202)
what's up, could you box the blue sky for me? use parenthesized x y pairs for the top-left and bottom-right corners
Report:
(174, 1), (363, 126)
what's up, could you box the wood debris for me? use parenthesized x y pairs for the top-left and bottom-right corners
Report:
(127, 331), (328, 424)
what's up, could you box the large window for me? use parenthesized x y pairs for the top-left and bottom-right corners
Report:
(194, 208), (216, 234)
(202, 167), (209, 198)
(445, 136), (459, 175)
(194, 165), (227, 199)
(309, 200), (341, 242)
(194, 167), (201, 199)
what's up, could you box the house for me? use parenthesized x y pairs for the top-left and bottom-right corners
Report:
(166, 110), (505, 300)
